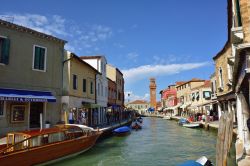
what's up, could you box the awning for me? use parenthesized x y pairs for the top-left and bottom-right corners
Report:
(0, 88), (56, 102)
(180, 102), (191, 109)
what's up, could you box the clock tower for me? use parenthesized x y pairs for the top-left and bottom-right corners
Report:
(149, 78), (157, 109)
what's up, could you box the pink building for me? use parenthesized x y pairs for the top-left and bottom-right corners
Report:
(160, 85), (177, 109)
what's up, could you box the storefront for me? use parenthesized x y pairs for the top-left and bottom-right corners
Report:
(0, 88), (56, 135)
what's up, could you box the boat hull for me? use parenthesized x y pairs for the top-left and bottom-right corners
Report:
(182, 123), (201, 128)
(0, 132), (101, 166)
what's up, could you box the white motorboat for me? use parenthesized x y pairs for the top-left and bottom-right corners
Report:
(182, 123), (201, 128)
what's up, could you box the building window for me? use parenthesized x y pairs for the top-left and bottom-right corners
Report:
(0, 101), (5, 116)
(0, 37), (10, 65)
(73, 74), (77, 90)
(235, 0), (242, 27)
(219, 67), (224, 89)
(90, 81), (94, 94)
(11, 105), (25, 123)
(196, 92), (200, 101)
(83, 79), (86, 93)
(33, 45), (47, 71)
(203, 91), (211, 100)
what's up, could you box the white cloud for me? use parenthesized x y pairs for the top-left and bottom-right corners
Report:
(127, 52), (139, 62)
(113, 43), (125, 48)
(6, 13), (113, 54)
(122, 62), (209, 84)
(124, 91), (149, 103)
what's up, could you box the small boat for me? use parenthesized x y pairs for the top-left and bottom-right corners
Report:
(113, 126), (131, 136)
(0, 124), (102, 166)
(183, 123), (201, 128)
(137, 117), (143, 123)
(131, 122), (142, 130)
(178, 118), (189, 125)
(163, 115), (171, 120)
(177, 156), (213, 166)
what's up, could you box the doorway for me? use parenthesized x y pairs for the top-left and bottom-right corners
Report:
(30, 102), (44, 128)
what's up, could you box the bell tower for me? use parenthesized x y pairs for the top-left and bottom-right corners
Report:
(149, 78), (157, 109)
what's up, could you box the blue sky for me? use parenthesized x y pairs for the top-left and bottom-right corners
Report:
(0, 0), (228, 102)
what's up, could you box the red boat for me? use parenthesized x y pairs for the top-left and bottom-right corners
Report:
(0, 124), (102, 166)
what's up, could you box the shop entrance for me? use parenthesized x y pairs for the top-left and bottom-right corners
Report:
(30, 102), (44, 128)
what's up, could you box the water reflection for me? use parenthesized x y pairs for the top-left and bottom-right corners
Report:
(51, 117), (235, 166)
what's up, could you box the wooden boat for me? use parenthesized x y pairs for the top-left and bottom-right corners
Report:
(182, 123), (201, 128)
(0, 124), (102, 166)
(113, 126), (131, 136)
(131, 122), (142, 130)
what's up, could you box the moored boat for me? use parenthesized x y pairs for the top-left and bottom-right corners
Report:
(113, 126), (131, 136)
(182, 123), (201, 128)
(131, 122), (142, 130)
(0, 124), (102, 166)
(178, 118), (189, 125)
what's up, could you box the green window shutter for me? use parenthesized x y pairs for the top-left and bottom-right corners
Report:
(34, 46), (40, 69)
(2, 38), (10, 65)
(39, 47), (45, 70)
(236, 0), (242, 26)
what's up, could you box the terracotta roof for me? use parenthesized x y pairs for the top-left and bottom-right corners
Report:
(191, 80), (211, 90)
(129, 100), (149, 104)
(176, 78), (205, 87)
(176, 81), (186, 86)
(0, 19), (67, 44)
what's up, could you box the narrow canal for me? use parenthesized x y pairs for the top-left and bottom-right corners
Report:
(50, 117), (236, 166)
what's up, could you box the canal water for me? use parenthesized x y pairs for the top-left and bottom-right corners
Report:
(50, 117), (236, 166)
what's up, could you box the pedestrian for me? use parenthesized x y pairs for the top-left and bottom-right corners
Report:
(69, 109), (74, 124)
(81, 110), (86, 125)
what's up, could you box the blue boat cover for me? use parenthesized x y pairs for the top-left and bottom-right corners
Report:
(177, 160), (203, 166)
(0, 88), (56, 102)
(113, 126), (131, 133)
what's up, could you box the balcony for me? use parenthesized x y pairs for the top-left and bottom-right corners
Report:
(231, 27), (243, 44)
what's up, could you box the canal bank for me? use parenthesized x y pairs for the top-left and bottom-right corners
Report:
(49, 117), (236, 166)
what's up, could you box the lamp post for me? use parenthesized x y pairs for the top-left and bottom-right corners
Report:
(127, 93), (130, 103)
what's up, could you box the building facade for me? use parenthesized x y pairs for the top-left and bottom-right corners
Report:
(106, 64), (125, 120)
(126, 100), (150, 114)
(80, 56), (108, 126)
(62, 51), (98, 126)
(176, 79), (205, 116)
(230, 0), (250, 164)
(0, 19), (66, 135)
(189, 81), (213, 116)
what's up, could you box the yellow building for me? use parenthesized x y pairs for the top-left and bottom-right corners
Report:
(176, 78), (205, 116)
(189, 81), (213, 115)
(62, 51), (98, 126)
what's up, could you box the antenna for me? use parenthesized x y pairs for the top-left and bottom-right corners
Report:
(0, 15), (14, 23)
